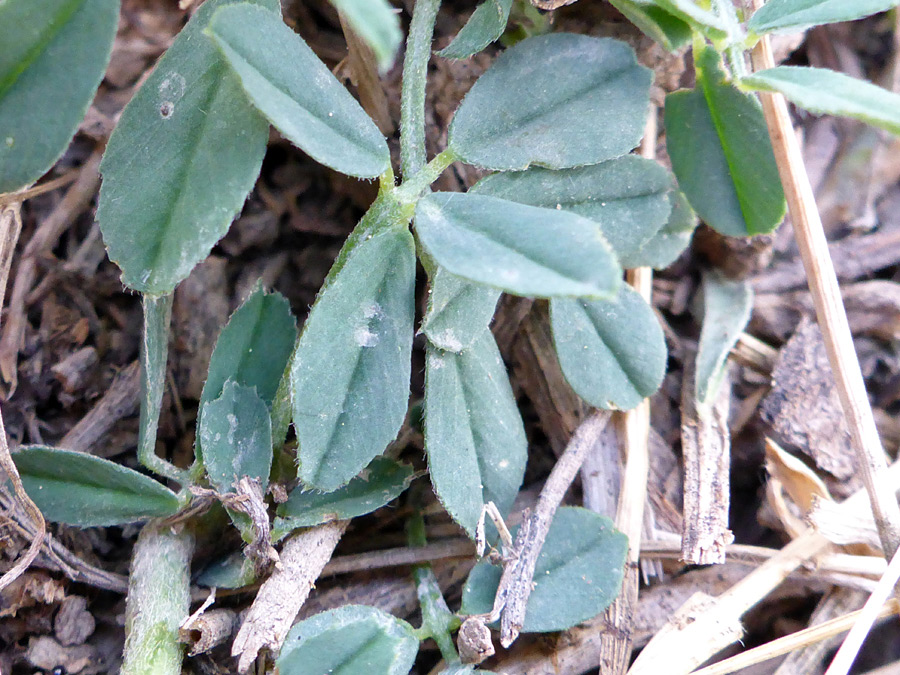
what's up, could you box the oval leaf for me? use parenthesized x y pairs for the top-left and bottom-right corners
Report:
(329, 0), (402, 73)
(12, 446), (179, 526)
(207, 3), (390, 178)
(551, 284), (667, 411)
(274, 457), (414, 533)
(196, 551), (257, 589)
(609, 0), (692, 52)
(277, 605), (419, 675)
(199, 381), (273, 494)
(0, 0), (118, 193)
(425, 331), (527, 537)
(415, 192), (621, 299)
(742, 66), (900, 137)
(664, 45), (785, 236)
(619, 188), (697, 269)
(473, 156), (672, 262)
(97, 0), (274, 294)
(695, 271), (753, 406)
(197, 284), (296, 462)
(292, 225), (415, 491)
(437, 0), (513, 60)
(421, 267), (501, 353)
(448, 33), (651, 170)
(748, 0), (898, 35)
(461, 507), (628, 632)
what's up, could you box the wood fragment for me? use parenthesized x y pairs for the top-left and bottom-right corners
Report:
(750, 6), (900, 559)
(231, 520), (347, 672)
(731, 332), (778, 376)
(338, 13), (393, 136)
(60, 360), (140, 455)
(681, 357), (733, 565)
(752, 225), (900, 294)
(180, 608), (237, 657)
(761, 319), (858, 483)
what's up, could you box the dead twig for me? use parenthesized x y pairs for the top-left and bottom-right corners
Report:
(481, 411), (612, 648)
(231, 520), (348, 672)
(750, 1), (900, 559)
(680, 358), (733, 564)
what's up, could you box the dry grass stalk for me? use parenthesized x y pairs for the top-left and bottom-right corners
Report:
(749, 2), (900, 558)
(690, 597), (900, 675)
(596, 111), (656, 673)
(824, 545), (900, 675)
(628, 460), (900, 675)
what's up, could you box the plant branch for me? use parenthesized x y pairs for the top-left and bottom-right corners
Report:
(400, 0), (442, 178)
(748, 5), (900, 560)
(121, 523), (194, 675)
(138, 293), (187, 485)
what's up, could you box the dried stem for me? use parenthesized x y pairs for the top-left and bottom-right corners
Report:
(231, 520), (348, 672)
(691, 598), (900, 675)
(489, 412), (612, 647)
(749, 3), (900, 559)
(825, 545), (900, 675)
(596, 108), (657, 674)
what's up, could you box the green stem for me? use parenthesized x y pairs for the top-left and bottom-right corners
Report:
(395, 148), (458, 204)
(138, 294), (187, 485)
(400, 0), (442, 178)
(122, 523), (193, 675)
(710, 0), (747, 77)
(409, 512), (461, 663)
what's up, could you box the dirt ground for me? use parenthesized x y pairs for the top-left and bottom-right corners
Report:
(3, 1), (900, 673)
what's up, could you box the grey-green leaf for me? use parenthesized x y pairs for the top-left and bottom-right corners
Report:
(437, 0), (513, 60)
(741, 66), (900, 137)
(98, 0), (274, 294)
(277, 605), (419, 675)
(695, 271), (753, 406)
(329, 0), (402, 73)
(292, 226), (415, 491)
(609, 0), (692, 52)
(461, 507), (628, 632)
(207, 3), (390, 178)
(664, 45), (785, 236)
(421, 267), (501, 353)
(425, 331), (527, 538)
(415, 192), (621, 299)
(197, 284), (296, 463)
(551, 284), (667, 411)
(473, 156), (672, 262)
(448, 33), (652, 170)
(0, 0), (118, 193)
(199, 381), (273, 494)
(12, 446), (179, 527)
(619, 189), (697, 269)
(748, 0), (898, 35)
(274, 457), (414, 533)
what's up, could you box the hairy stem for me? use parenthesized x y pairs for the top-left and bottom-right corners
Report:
(138, 293), (187, 485)
(408, 512), (460, 662)
(122, 523), (194, 675)
(400, 0), (442, 178)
